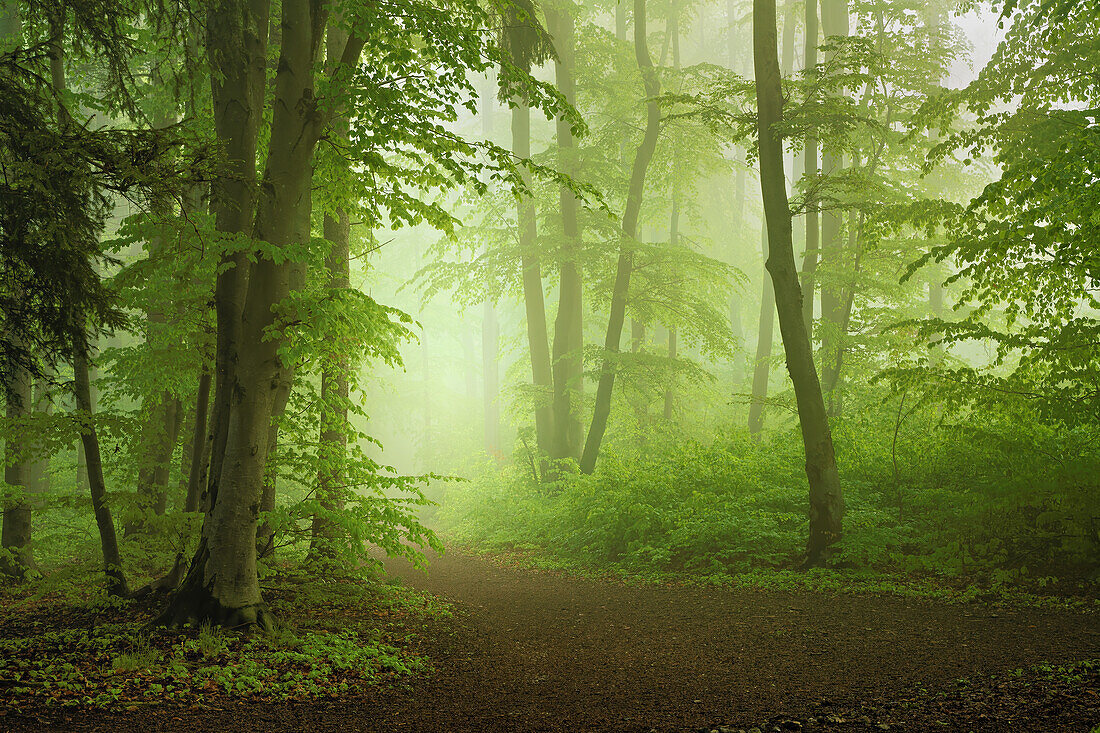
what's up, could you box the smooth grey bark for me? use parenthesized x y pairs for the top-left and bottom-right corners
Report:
(160, 0), (365, 628)
(203, 0), (270, 518)
(754, 0), (844, 564)
(546, 5), (584, 464)
(580, 0), (661, 475)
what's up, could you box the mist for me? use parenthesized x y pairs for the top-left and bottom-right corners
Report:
(0, 0), (1097, 729)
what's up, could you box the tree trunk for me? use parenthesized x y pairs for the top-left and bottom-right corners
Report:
(580, 0), (661, 474)
(183, 366), (212, 512)
(754, 0), (843, 565)
(203, 0), (270, 518)
(663, 5), (681, 423)
(482, 301), (501, 456)
(159, 0), (361, 628)
(74, 350), (130, 596)
(801, 0), (819, 334)
(1, 335), (34, 580)
(311, 27), (351, 554)
(818, 0), (848, 408)
(663, 327), (677, 420)
(747, 226), (774, 436)
(480, 77), (502, 457)
(514, 98), (554, 467)
(546, 6), (584, 464)
(309, 206), (349, 557)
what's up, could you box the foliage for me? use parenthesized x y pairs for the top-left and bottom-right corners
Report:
(0, 574), (445, 710)
(438, 382), (1100, 595)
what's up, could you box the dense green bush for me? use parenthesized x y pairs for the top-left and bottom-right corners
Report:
(437, 392), (1100, 590)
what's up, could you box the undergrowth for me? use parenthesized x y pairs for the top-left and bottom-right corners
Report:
(0, 572), (448, 711)
(435, 407), (1100, 607)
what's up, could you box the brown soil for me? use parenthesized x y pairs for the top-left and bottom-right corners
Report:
(6, 550), (1099, 732)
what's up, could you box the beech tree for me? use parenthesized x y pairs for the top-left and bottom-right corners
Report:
(753, 0), (843, 563)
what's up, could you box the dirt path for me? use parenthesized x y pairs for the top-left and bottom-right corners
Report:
(11, 550), (1100, 732)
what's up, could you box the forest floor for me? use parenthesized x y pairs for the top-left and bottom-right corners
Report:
(6, 549), (1100, 733)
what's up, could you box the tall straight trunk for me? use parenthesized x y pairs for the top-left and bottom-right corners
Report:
(47, 6), (130, 594)
(823, 214), (862, 414)
(818, 0), (848, 401)
(183, 366), (212, 512)
(731, 151), (746, 388)
(203, 0), (270, 517)
(1, 3), (32, 581)
(546, 6), (584, 464)
(580, 0), (660, 474)
(160, 0), (364, 628)
(663, 327), (677, 420)
(482, 300), (501, 455)
(310, 204), (349, 557)
(746, 227), (773, 435)
(463, 332), (476, 403)
(480, 76), (501, 457)
(130, 94), (183, 531)
(514, 98), (554, 465)
(801, 0), (820, 334)
(1, 335), (34, 579)
(631, 319), (646, 352)
(929, 272), (944, 366)
(74, 350), (130, 596)
(663, 4), (681, 423)
(27, 380), (51, 494)
(754, 0), (843, 564)
(311, 20), (352, 555)
(746, 0), (794, 436)
(726, 0), (738, 68)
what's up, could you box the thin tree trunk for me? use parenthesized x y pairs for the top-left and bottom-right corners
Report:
(754, 0), (843, 565)
(546, 6), (584, 464)
(514, 97), (554, 467)
(1, 333), (34, 580)
(480, 76), (502, 457)
(818, 0), (848, 404)
(311, 23), (351, 555)
(929, 272), (944, 366)
(747, 226), (774, 436)
(74, 350), (130, 596)
(663, 327), (677, 420)
(309, 204), (350, 558)
(663, 4), (681, 423)
(801, 0), (819, 334)
(580, 0), (661, 474)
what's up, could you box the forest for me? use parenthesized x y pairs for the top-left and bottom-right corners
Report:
(0, 0), (1096, 729)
